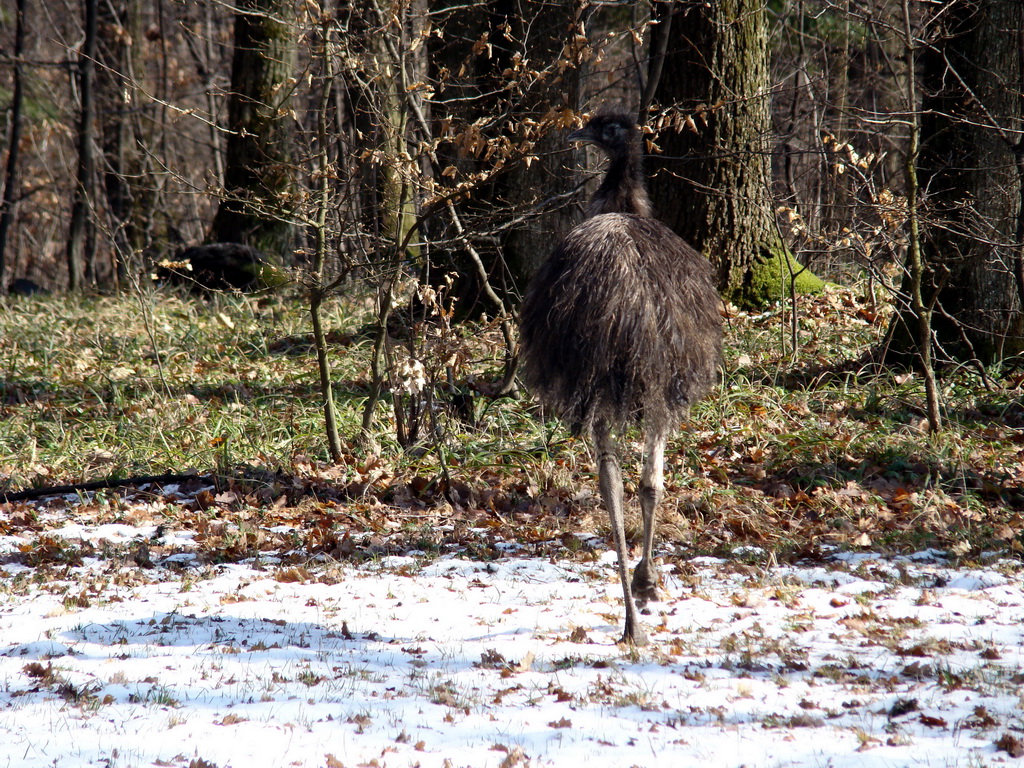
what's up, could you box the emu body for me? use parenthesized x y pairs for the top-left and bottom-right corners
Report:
(519, 108), (722, 644)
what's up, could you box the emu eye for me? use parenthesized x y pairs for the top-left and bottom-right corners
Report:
(603, 123), (623, 141)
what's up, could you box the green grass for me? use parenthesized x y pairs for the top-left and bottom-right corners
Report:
(0, 290), (356, 483)
(2, 282), (1023, 561)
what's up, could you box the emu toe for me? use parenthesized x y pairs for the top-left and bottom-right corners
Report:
(620, 621), (649, 647)
(630, 560), (660, 612)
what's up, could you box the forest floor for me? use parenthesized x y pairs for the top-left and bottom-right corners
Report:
(3, 284), (1024, 766)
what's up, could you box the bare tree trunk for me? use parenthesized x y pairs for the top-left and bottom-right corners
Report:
(0, 0), (28, 289)
(900, 0), (941, 432)
(310, 6), (344, 463)
(649, 0), (821, 306)
(886, 0), (1024, 366)
(66, 0), (99, 291)
(374, 6), (418, 262)
(210, 0), (297, 258)
(203, 0), (226, 186)
(97, 0), (143, 287)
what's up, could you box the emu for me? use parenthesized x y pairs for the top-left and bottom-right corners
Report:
(518, 108), (723, 645)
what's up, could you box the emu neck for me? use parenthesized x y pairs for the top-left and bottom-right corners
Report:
(587, 148), (653, 218)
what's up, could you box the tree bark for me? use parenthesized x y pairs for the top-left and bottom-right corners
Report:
(0, 0), (28, 289)
(899, 0), (942, 431)
(886, 0), (1024, 366)
(97, 0), (144, 286)
(310, 5), (343, 463)
(66, 0), (99, 291)
(210, 0), (297, 259)
(648, 0), (821, 306)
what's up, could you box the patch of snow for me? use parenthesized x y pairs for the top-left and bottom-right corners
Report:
(902, 548), (949, 561)
(159, 552), (200, 566)
(944, 570), (1009, 591)
(0, 521), (1022, 767)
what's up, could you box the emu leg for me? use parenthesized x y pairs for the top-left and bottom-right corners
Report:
(593, 422), (648, 646)
(632, 429), (666, 610)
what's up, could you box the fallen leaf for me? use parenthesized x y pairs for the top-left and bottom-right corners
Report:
(900, 661), (932, 678)
(478, 649), (507, 668)
(996, 733), (1024, 758)
(888, 698), (918, 717)
(513, 651), (534, 673)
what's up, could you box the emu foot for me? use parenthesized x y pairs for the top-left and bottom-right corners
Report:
(619, 619), (649, 647)
(630, 559), (660, 613)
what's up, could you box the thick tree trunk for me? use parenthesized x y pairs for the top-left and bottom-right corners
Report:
(648, 0), (821, 306)
(373, 3), (422, 262)
(66, 0), (99, 291)
(97, 0), (144, 285)
(210, 0), (297, 259)
(0, 0), (28, 289)
(886, 0), (1024, 366)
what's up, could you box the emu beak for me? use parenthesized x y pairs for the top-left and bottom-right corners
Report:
(567, 125), (595, 144)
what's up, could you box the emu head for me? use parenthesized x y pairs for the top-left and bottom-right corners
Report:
(568, 108), (641, 158)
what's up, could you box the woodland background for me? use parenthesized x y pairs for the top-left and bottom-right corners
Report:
(0, 0), (1023, 483)
(1, 0), (1022, 377)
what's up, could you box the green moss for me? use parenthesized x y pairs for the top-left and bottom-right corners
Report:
(256, 262), (290, 290)
(730, 244), (824, 308)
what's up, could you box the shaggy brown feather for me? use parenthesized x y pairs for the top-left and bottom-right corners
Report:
(519, 214), (720, 435)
